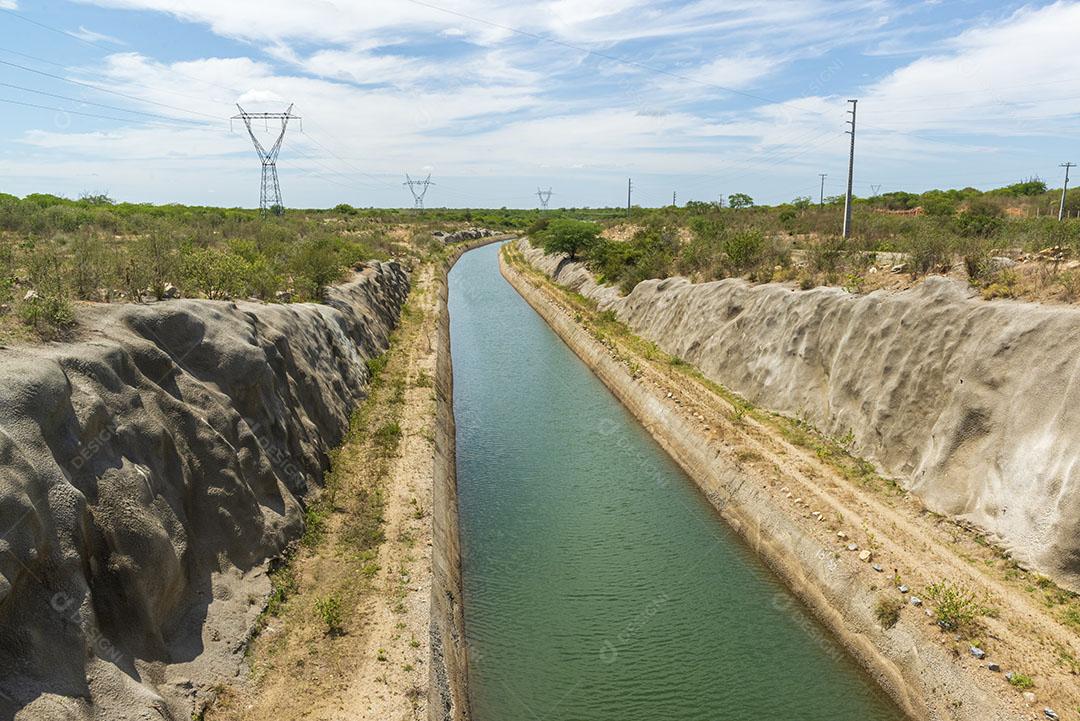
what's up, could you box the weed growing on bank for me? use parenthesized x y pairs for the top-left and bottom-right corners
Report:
(875, 596), (904, 629)
(315, 595), (344, 636)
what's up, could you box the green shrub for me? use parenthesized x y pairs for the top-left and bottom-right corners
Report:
(1007, 673), (1034, 690)
(181, 247), (252, 300)
(315, 595), (344, 635)
(925, 580), (987, 632)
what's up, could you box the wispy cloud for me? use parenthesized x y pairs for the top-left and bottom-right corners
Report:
(68, 25), (127, 45)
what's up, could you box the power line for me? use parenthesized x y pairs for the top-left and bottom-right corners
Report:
(0, 96), (203, 127)
(0, 80), (207, 125)
(0, 59), (224, 123)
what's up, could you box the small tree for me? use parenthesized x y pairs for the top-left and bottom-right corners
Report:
(728, 193), (754, 210)
(539, 219), (601, 261)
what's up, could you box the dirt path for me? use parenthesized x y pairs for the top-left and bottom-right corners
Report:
(503, 241), (1080, 721)
(206, 262), (442, 721)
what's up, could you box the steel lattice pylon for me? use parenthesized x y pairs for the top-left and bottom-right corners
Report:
(403, 172), (435, 211)
(536, 186), (553, 211)
(232, 103), (301, 216)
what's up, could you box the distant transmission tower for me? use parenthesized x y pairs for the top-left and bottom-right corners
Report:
(536, 186), (554, 211)
(231, 103), (300, 216)
(404, 172), (435, 210)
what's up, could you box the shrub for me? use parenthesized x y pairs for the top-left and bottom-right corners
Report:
(875, 596), (904, 629)
(315, 595), (344, 635)
(1007, 673), (1034, 690)
(290, 235), (344, 301)
(69, 234), (116, 300)
(925, 580), (987, 632)
(181, 247), (252, 300)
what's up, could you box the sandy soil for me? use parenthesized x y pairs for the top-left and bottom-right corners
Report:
(206, 262), (442, 721)
(503, 242), (1080, 721)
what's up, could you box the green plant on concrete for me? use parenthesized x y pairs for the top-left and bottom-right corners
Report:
(315, 595), (344, 635)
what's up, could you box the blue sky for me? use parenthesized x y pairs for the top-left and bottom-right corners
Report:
(0, 0), (1078, 209)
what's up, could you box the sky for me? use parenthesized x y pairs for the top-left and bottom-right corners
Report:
(0, 0), (1078, 209)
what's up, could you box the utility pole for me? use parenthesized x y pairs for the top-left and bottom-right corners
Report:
(536, 186), (553, 212)
(231, 103), (301, 216)
(842, 99), (858, 239)
(1060, 163), (1076, 221)
(627, 178), (633, 220)
(818, 173), (827, 208)
(403, 172), (435, 211)
(672, 191), (677, 207)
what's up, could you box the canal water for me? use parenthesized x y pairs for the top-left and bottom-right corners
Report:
(448, 242), (901, 721)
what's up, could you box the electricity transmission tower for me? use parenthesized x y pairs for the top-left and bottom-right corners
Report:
(627, 178), (633, 220)
(1060, 163), (1075, 221)
(537, 187), (554, 211)
(842, 99), (858, 239)
(232, 103), (300, 216)
(404, 172), (435, 210)
(819, 173), (827, 207)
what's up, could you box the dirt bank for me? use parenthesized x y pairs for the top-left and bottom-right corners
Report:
(203, 237), (510, 721)
(521, 242), (1080, 591)
(0, 263), (410, 720)
(503, 242), (1080, 721)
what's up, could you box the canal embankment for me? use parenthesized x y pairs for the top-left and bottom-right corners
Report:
(500, 240), (1063, 720)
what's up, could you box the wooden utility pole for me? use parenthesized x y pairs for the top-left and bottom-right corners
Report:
(1060, 163), (1075, 221)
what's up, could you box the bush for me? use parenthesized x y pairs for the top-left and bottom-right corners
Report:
(925, 580), (987, 632)
(900, 232), (952, 275)
(69, 234), (116, 300)
(875, 596), (904, 629)
(1007, 673), (1034, 690)
(315, 595), (344, 635)
(21, 247), (74, 338)
(181, 247), (252, 300)
(290, 236), (344, 301)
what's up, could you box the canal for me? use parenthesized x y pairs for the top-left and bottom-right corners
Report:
(448, 241), (901, 721)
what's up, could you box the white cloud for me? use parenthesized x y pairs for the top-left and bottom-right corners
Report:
(855, 2), (1080, 137)
(68, 25), (126, 44)
(0, 0), (17, 9)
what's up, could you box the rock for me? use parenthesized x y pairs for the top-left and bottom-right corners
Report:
(858, 550), (872, 562)
(969, 646), (985, 659)
(1023, 691), (1037, 704)
(898, 585), (909, 594)
(987, 663), (1001, 672)
(890, 263), (907, 274)
(910, 597), (922, 607)
(847, 543), (859, 552)
(836, 531), (848, 540)
(163, 283), (180, 299)
(22, 289), (39, 302)
(872, 563), (884, 572)
(989, 256), (1016, 271)
(1044, 709), (1059, 720)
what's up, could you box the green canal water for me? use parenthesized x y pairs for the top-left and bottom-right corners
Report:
(449, 242), (902, 721)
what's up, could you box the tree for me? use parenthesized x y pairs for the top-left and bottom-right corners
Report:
(728, 193), (754, 210)
(539, 219), (601, 261)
